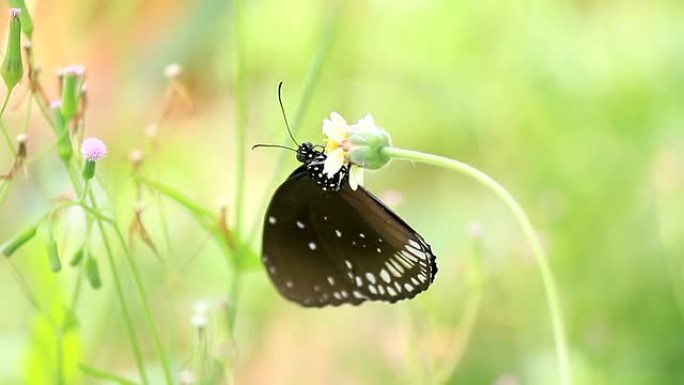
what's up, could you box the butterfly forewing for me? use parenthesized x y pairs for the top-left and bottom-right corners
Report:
(262, 165), (437, 307)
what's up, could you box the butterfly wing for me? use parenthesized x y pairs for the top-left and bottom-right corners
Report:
(262, 165), (437, 307)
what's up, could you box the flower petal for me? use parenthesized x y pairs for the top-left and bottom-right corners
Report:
(323, 148), (345, 177)
(323, 112), (349, 142)
(349, 165), (364, 191)
(353, 113), (376, 131)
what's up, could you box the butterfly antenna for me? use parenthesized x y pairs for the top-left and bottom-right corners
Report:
(252, 143), (297, 152)
(278, 81), (299, 146)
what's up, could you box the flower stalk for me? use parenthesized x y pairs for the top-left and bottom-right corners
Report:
(379, 146), (572, 385)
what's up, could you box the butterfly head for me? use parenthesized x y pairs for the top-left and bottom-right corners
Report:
(296, 142), (319, 163)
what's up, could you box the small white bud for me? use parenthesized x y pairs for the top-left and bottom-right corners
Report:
(164, 63), (182, 79)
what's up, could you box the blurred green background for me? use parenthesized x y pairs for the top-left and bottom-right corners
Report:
(0, 0), (683, 384)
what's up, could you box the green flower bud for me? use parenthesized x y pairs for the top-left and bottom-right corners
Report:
(1, 224), (37, 257)
(346, 114), (391, 170)
(50, 101), (73, 161)
(46, 239), (62, 272)
(85, 257), (101, 289)
(70, 246), (84, 266)
(59, 66), (84, 121)
(1, 9), (24, 91)
(8, 0), (33, 38)
(82, 160), (96, 180)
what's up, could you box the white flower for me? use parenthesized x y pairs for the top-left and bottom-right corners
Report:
(322, 112), (365, 190)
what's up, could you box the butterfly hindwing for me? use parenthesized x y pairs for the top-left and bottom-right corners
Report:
(262, 165), (437, 307)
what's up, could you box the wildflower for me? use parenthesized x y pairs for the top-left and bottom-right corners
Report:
(1, 9), (23, 92)
(51, 100), (73, 161)
(59, 65), (85, 121)
(8, 0), (32, 38)
(81, 137), (107, 180)
(322, 112), (391, 190)
(81, 137), (107, 161)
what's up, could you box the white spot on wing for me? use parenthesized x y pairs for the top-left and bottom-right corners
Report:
(308, 242), (317, 250)
(268, 216), (277, 225)
(404, 283), (413, 291)
(296, 220), (306, 229)
(355, 276), (363, 286)
(368, 285), (377, 294)
(395, 253), (413, 269)
(285, 280), (293, 288)
(327, 276), (335, 285)
(345, 260), (353, 269)
(335, 229), (342, 238)
(387, 287), (397, 296)
(359, 233), (366, 238)
(380, 269), (391, 283)
(386, 262), (401, 277)
(365, 272), (376, 284)
(389, 259), (405, 274)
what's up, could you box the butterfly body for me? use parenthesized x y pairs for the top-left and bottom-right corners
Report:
(296, 142), (348, 192)
(262, 142), (437, 307)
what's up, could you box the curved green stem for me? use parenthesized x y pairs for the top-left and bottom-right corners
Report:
(381, 146), (571, 385)
(0, 92), (16, 154)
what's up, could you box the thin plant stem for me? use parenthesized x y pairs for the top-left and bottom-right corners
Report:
(0, 92), (16, 153)
(110, 218), (174, 385)
(380, 146), (572, 385)
(79, 364), (141, 385)
(247, 0), (344, 242)
(0, 180), (10, 206)
(68, 214), (93, 315)
(22, 92), (33, 135)
(92, 211), (150, 385)
(232, 0), (247, 238)
(290, 0), (344, 135)
(63, 164), (150, 385)
(88, 188), (174, 385)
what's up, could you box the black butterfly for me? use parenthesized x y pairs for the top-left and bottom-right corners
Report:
(261, 141), (438, 307)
